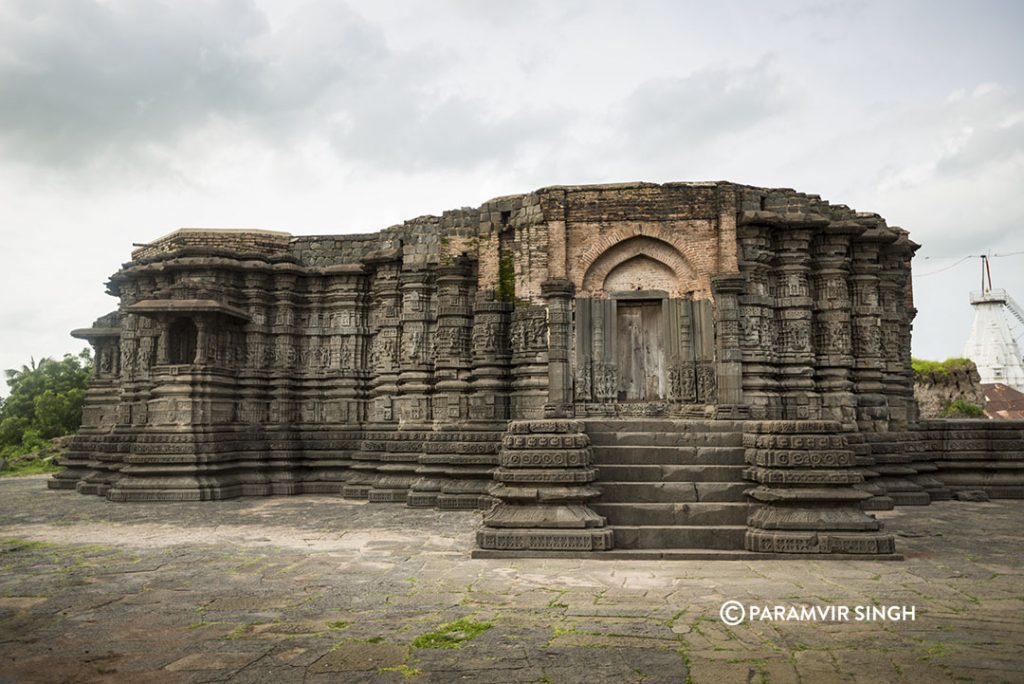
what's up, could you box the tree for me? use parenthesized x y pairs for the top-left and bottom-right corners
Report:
(0, 349), (92, 456)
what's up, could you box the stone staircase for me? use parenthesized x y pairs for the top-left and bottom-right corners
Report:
(586, 419), (750, 555)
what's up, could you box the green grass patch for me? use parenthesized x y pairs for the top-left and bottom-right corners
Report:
(0, 459), (62, 478)
(412, 617), (493, 649)
(327, 620), (351, 631)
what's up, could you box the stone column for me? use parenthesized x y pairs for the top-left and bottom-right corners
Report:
(468, 298), (512, 424)
(509, 304), (549, 419)
(710, 275), (746, 415)
(476, 419), (613, 555)
(346, 257), (401, 500)
(408, 259), (475, 508)
(812, 222), (863, 425)
(852, 228), (928, 505)
(303, 268), (368, 494)
(735, 220), (780, 418)
(774, 224), (819, 420)
(850, 227), (890, 429)
(542, 279), (575, 418)
(430, 259), (474, 422)
(371, 267), (434, 503)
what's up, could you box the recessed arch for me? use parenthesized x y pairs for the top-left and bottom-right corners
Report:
(581, 235), (696, 296)
(603, 254), (678, 293)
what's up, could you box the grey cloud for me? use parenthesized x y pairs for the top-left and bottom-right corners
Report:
(0, 0), (269, 166)
(616, 58), (788, 158)
(933, 89), (1024, 177)
(0, 0), (569, 174)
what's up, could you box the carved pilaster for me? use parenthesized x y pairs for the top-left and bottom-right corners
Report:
(850, 227), (893, 430)
(370, 267), (434, 503)
(409, 259), (477, 508)
(812, 222), (863, 425)
(346, 257), (401, 500)
(736, 223), (780, 418)
(509, 304), (549, 419)
(774, 226), (818, 420)
(711, 275), (745, 412)
(542, 279), (575, 417)
(469, 297), (511, 423)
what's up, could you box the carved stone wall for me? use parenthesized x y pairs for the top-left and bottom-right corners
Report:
(58, 180), (1020, 559)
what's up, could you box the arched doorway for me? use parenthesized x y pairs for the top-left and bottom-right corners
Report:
(574, 236), (716, 413)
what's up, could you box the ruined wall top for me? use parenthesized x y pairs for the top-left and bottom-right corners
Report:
(120, 181), (911, 302)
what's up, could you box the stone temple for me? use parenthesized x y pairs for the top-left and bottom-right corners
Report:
(52, 182), (1024, 559)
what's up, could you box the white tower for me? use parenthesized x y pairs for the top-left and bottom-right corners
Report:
(963, 288), (1024, 391)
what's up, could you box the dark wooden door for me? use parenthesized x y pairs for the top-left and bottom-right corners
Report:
(616, 301), (664, 400)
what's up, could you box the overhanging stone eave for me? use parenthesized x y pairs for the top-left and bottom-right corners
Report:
(71, 327), (121, 340)
(125, 299), (251, 322)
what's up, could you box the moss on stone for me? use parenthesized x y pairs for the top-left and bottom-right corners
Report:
(497, 251), (516, 301)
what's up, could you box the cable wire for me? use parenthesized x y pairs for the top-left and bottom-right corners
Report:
(913, 255), (974, 278)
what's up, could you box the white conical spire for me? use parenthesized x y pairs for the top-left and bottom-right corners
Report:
(964, 288), (1024, 391)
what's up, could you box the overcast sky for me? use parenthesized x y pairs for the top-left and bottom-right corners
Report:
(1, 0), (1023, 391)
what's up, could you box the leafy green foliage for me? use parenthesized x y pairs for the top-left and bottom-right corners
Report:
(942, 399), (985, 418)
(911, 357), (975, 377)
(0, 350), (92, 459)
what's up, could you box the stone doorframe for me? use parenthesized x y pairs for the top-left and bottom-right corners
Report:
(571, 289), (721, 417)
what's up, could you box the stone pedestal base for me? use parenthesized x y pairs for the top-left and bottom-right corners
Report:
(476, 419), (613, 553)
(743, 421), (896, 556)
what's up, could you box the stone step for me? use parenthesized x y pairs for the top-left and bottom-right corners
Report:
(584, 420), (743, 433)
(596, 481), (750, 503)
(597, 464), (747, 483)
(588, 431), (743, 447)
(591, 445), (746, 466)
(611, 525), (747, 550)
(592, 502), (749, 526)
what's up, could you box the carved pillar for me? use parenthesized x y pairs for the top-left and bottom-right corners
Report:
(774, 225), (819, 419)
(346, 257), (401, 500)
(543, 279), (575, 418)
(370, 268), (435, 503)
(302, 269), (368, 494)
(850, 228), (889, 429)
(395, 268), (434, 424)
(409, 259), (475, 508)
(469, 298), (512, 423)
(509, 304), (549, 419)
(852, 227), (928, 505)
(879, 236), (919, 431)
(711, 275), (745, 415)
(736, 222), (780, 418)
(812, 223), (863, 425)
(431, 259), (474, 422)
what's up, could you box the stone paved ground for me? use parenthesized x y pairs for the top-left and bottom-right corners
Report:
(0, 476), (1022, 683)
